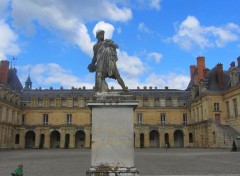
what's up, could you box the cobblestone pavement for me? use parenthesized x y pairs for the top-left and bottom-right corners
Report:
(0, 148), (240, 176)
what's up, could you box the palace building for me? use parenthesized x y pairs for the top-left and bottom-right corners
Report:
(0, 56), (240, 149)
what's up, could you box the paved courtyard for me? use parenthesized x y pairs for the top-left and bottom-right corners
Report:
(0, 148), (239, 176)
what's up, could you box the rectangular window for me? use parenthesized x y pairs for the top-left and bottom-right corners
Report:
(214, 103), (220, 111)
(233, 99), (238, 118)
(43, 114), (48, 125)
(66, 114), (72, 125)
(21, 114), (26, 125)
(161, 113), (166, 124)
(137, 113), (142, 124)
(226, 101), (230, 119)
(183, 113), (187, 125)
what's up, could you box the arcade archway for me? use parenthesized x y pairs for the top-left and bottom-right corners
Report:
(174, 130), (184, 147)
(25, 131), (35, 148)
(75, 130), (85, 148)
(50, 131), (60, 148)
(149, 130), (159, 147)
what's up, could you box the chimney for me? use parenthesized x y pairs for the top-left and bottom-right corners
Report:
(237, 56), (240, 68)
(165, 86), (168, 90)
(217, 63), (224, 89)
(0, 60), (9, 84)
(230, 62), (235, 68)
(190, 65), (197, 78)
(197, 56), (206, 80)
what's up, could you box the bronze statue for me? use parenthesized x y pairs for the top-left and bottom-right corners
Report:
(88, 29), (127, 92)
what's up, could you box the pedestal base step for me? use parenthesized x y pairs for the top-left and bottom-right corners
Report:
(86, 167), (139, 176)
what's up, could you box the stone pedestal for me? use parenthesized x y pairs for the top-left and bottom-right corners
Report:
(86, 92), (139, 176)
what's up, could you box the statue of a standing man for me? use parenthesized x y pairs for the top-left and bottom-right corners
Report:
(88, 29), (127, 92)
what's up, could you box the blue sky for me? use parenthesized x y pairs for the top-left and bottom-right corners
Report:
(0, 0), (240, 90)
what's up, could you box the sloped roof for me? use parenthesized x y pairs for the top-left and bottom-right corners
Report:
(7, 68), (23, 92)
(187, 65), (231, 91)
(21, 89), (190, 101)
(205, 66), (230, 90)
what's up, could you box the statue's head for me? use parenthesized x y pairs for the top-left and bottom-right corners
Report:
(96, 29), (105, 39)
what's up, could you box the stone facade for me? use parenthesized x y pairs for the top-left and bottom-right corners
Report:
(0, 57), (240, 149)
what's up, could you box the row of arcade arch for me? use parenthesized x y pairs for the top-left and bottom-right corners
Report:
(138, 130), (184, 148)
(24, 129), (184, 148)
(25, 130), (85, 149)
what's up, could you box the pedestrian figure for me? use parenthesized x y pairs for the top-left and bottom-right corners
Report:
(11, 164), (23, 176)
(165, 143), (168, 150)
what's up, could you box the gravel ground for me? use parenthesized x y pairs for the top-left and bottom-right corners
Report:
(0, 148), (239, 176)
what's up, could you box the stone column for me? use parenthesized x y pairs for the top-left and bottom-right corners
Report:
(69, 131), (75, 149)
(160, 128), (165, 148)
(19, 129), (25, 149)
(86, 92), (139, 176)
(85, 128), (91, 148)
(44, 130), (50, 149)
(144, 129), (150, 148)
(183, 128), (189, 147)
(158, 132), (161, 148)
(169, 129), (174, 148)
(60, 129), (65, 149)
(34, 129), (40, 149)
(134, 131), (140, 148)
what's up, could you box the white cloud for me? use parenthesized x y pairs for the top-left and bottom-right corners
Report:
(12, 1), (132, 24)
(133, 0), (162, 11)
(17, 61), (190, 90)
(93, 21), (115, 39)
(12, 0), (95, 57)
(18, 63), (94, 89)
(145, 73), (190, 90)
(117, 27), (122, 34)
(138, 22), (151, 34)
(75, 23), (95, 57)
(10, 1), (133, 57)
(117, 50), (146, 76)
(0, 19), (20, 60)
(207, 26), (238, 47)
(147, 52), (162, 63)
(226, 23), (240, 31)
(0, 0), (9, 16)
(172, 16), (240, 50)
(149, 0), (161, 10)
(106, 72), (190, 90)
